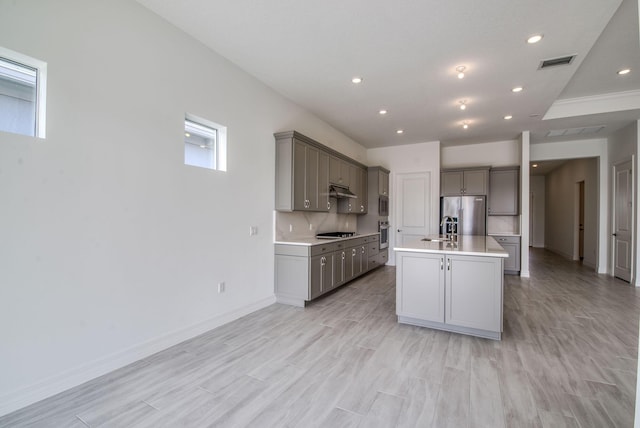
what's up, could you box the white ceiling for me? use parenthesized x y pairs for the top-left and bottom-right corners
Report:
(137, 0), (640, 148)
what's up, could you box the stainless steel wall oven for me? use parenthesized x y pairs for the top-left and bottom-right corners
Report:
(379, 220), (389, 249)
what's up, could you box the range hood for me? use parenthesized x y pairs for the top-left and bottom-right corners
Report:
(329, 184), (357, 199)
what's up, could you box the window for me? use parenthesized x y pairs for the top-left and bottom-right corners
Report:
(184, 114), (227, 171)
(0, 47), (47, 138)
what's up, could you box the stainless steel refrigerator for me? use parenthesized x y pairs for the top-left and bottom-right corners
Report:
(440, 196), (486, 235)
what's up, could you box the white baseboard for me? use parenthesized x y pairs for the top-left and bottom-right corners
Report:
(0, 295), (276, 417)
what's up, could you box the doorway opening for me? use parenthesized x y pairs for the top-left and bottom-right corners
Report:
(612, 159), (633, 283)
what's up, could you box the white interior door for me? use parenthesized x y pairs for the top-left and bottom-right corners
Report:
(396, 172), (431, 246)
(614, 160), (633, 282)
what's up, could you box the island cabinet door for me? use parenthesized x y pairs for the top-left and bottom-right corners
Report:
(396, 252), (445, 323)
(445, 255), (503, 332)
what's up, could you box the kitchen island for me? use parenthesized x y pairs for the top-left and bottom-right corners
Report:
(394, 235), (508, 340)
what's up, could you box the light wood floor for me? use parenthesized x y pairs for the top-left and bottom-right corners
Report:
(2, 248), (639, 427)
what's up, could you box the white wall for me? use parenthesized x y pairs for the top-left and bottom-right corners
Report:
(367, 141), (441, 265)
(531, 139), (608, 273)
(530, 176), (546, 247)
(608, 121), (639, 285)
(544, 158), (599, 267)
(0, 0), (367, 415)
(441, 140), (520, 168)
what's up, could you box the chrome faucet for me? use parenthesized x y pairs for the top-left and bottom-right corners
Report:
(440, 216), (453, 238)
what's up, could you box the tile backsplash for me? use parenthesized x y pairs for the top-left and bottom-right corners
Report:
(276, 209), (356, 240)
(487, 216), (520, 235)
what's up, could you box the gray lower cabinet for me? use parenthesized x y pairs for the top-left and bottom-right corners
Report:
(275, 234), (384, 307)
(396, 251), (503, 339)
(493, 235), (520, 274)
(445, 254), (503, 333)
(396, 252), (445, 323)
(310, 253), (332, 299)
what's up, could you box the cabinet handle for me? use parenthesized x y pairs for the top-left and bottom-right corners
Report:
(361, 246), (365, 254)
(342, 252), (345, 260)
(352, 248), (356, 256)
(321, 256), (326, 266)
(447, 259), (451, 271)
(361, 205), (364, 212)
(440, 258), (444, 270)
(327, 202), (331, 210)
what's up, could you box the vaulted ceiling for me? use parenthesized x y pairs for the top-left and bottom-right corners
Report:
(138, 0), (640, 148)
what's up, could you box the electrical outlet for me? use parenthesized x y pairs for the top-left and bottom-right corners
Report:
(218, 282), (225, 293)
(289, 224), (293, 232)
(309, 223), (313, 231)
(249, 226), (258, 236)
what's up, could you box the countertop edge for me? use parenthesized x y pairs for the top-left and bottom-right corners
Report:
(394, 247), (509, 258)
(275, 232), (380, 246)
(394, 235), (509, 258)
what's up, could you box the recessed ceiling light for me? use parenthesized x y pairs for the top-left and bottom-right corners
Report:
(379, 109), (388, 115)
(456, 66), (466, 79)
(532, 164), (538, 168)
(200, 145), (206, 148)
(618, 68), (631, 75)
(459, 100), (467, 110)
(185, 132), (190, 137)
(396, 129), (404, 134)
(351, 77), (363, 84)
(512, 86), (523, 93)
(462, 121), (469, 129)
(504, 115), (513, 120)
(527, 34), (543, 44)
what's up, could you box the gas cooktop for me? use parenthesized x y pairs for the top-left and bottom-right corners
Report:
(316, 232), (357, 239)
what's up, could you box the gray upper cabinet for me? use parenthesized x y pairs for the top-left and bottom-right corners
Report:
(288, 139), (328, 212)
(276, 131), (366, 213)
(329, 156), (351, 187)
(338, 165), (368, 214)
(357, 167), (368, 214)
(488, 167), (519, 215)
(379, 169), (389, 196)
(441, 168), (489, 196)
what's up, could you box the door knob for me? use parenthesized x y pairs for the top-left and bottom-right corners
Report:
(397, 229), (402, 232)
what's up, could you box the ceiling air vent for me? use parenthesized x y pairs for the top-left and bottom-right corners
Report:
(539, 55), (576, 69)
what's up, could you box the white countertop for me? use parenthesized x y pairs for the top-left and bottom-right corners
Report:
(488, 232), (521, 237)
(275, 232), (380, 246)
(395, 235), (509, 258)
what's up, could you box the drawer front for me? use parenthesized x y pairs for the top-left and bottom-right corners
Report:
(493, 236), (520, 245)
(379, 249), (388, 264)
(310, 242), (338, 256)
(349, 237), (367, 247)
(369, 242), (379, 255)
